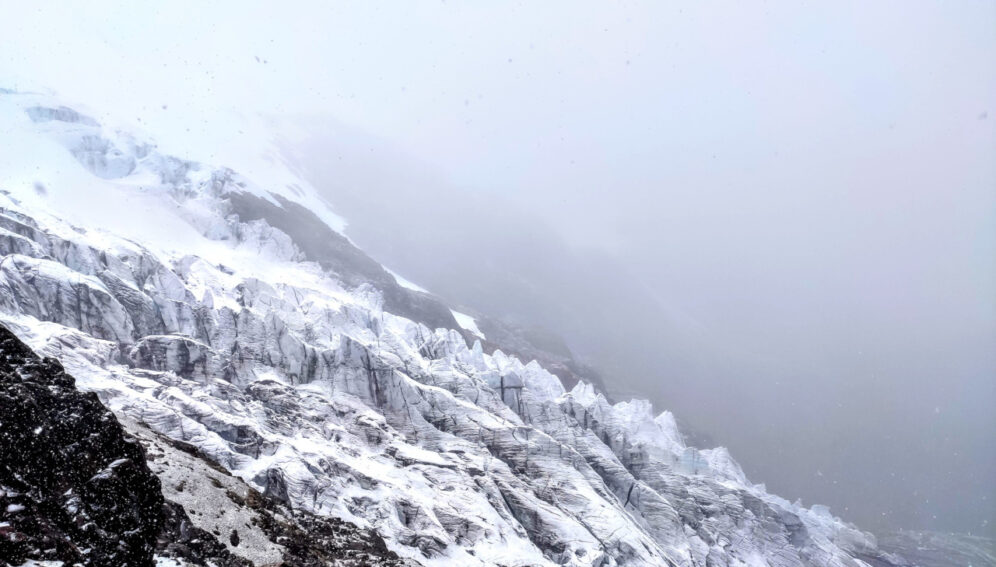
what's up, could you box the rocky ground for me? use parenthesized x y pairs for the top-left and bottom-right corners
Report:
(0, 323), (163, 566)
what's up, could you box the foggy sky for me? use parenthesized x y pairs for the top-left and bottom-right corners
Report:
(3, 1), (994, 537)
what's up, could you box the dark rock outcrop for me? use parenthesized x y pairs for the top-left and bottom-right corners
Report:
(0, 323), (164, 566)
(157, 500), (254, 567)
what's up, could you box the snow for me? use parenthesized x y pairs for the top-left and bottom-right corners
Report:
(0, 91), (350, 271)
(564, 381), (600, 406)
(385, 266), (429, 293)
(450, 309), (485, 339)
(0, 103), (217, 261)
(130, 421), (284, 565)
(391, 442), (452, 467)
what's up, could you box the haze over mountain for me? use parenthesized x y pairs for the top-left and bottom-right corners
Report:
(2, 0), (993, 544)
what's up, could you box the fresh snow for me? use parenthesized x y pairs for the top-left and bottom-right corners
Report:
(450, 309), (485, 339)
(385, 266), (430, 293)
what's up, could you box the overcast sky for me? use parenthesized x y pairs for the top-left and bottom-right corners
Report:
(3, 0), (994, 537)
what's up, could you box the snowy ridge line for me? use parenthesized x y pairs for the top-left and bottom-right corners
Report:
(451, 309), (486, 340)
(0, 89), (908, 566)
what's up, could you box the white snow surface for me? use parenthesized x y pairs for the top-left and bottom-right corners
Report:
(450, 309), (486, 340)
(0, 90), (898, 567)
(386, 266), (430, 293)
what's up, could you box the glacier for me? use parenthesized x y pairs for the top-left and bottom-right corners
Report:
(0, 88), (908, 567)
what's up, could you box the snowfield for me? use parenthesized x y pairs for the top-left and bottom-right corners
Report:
(0, 89), (907, 567)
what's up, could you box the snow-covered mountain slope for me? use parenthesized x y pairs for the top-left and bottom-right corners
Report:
(0, 319), (413, 567)
(0, 89), (909, 567)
